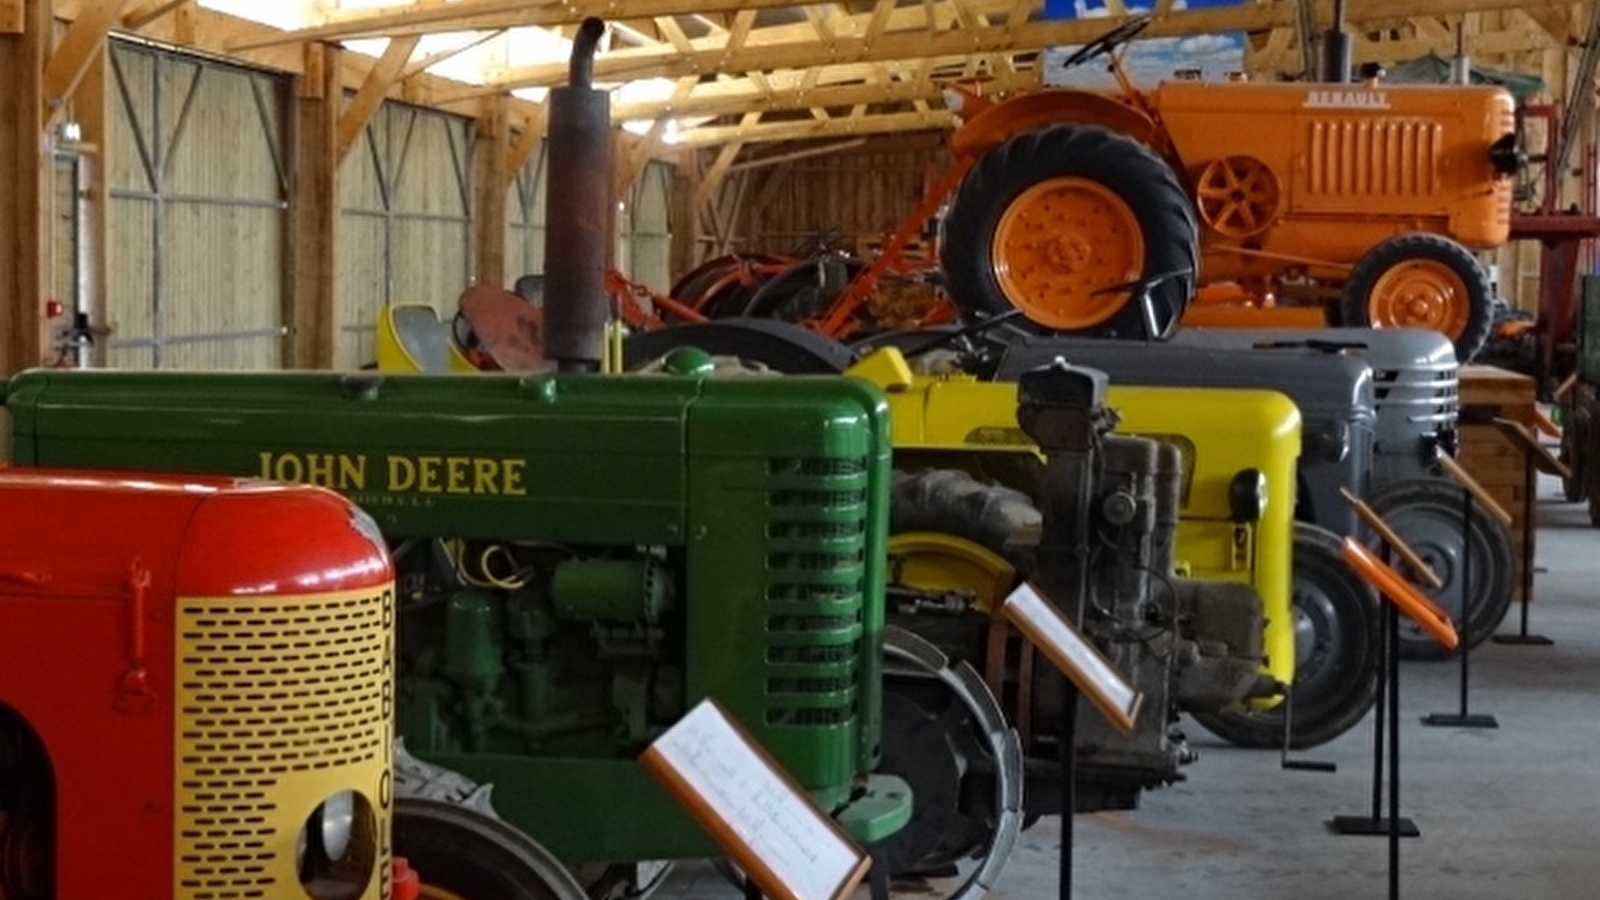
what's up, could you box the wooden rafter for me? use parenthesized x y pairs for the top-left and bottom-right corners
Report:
(43, 0), (134, 121)
(1250, 12), (1569, 76)
(469, 0), (1582, 93)
(0, 0), (21, 35)
(37, 0), (1598, 162)
(673, 108), (954, 149)
(336, 34), (421, 159)
(400, 29), (505, 80)
(507, 104), (550, 183)
(122, 0), (188, 31)
(610, 57), (1038, 121)
(226, 0), (839, 51)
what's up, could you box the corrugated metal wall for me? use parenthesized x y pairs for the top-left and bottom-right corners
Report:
(94, 43), (673, 372)
(339, 101), (473, 368)
(106, 41), (289, 369)
(507, 140), (548, 286)
(623, 161), (673, 291)
(507, 151), (672, 295)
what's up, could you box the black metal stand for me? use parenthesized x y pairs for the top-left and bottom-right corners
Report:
(1280, 685), (1337, 772)
(1058, 687), (1078, 900)
(1492, 419), (1553, 646)
(1329, 556), (1419, 843)
(1422, 489), (1498, 729)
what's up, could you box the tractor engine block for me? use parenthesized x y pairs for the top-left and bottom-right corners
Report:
(396, 543), (683, 758)
(1020, 361), (1265, 809)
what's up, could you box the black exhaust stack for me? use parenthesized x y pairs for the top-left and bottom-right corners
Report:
(543, 17), (609, 372)
(1320, 0), (1350, 83)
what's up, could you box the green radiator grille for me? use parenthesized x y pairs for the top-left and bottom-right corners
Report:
(761, 456), (870, 729)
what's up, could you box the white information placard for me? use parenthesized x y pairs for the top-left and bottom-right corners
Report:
(640, 699), (871, 900)
(999, 581), (1143, 735)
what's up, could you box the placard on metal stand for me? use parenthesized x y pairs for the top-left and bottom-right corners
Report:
(641, 699), (874, 900)
(1489, 416), (1567, 646)
(1328, 494), (1461, 900)
(1423, 451), (1510, 729)
(999, 582), (1142, 900)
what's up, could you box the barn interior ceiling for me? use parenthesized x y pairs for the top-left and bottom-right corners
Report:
(47, 0), (1599, 156)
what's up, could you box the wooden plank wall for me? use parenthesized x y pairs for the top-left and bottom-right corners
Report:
(1457, 365), (1540, 592)
(727, 133), (950, 260)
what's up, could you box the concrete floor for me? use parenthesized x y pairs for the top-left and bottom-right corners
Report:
(659, 471), (1600, 900)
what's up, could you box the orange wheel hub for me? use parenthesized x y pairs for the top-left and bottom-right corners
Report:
(1364, 259), (1471, 339)
(992, 177), (1143, 330)
(1196, 155), (1280, 239)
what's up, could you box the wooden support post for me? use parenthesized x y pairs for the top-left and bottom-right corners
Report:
(0, 0), (50, 375)
(669, 164), (699, 278)
(42, 0), (132, 131)
(0, 0), (22, 34)
(288, 42), (341, 369)
(72, 46), (110, 367)
(474, 94), (510, 290)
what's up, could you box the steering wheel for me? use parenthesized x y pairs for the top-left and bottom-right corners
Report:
(1090, 265), (1194, 341)
(1057, 14), (1153, 70)
(859, 308), (1030, 373)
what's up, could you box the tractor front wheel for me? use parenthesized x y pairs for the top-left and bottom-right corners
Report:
(396, 798), (590, 900)
(940, 124), (1197, 340)
(1339, 233), (1495, 363)
(1190, 523), (1379, 750)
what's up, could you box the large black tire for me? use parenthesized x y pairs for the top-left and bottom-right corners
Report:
(0, 707), (52, 900)
(1559, 401), (1586, 504)
(622, 319), (853, 374)
(1190, 523), (1380, 750)
(1364, 477), (1515, 659)
(891, 469), (1040, 575)
(394, 798), (589, 900)
(940, 124), (1198, 341)
(1339, 233), (1496, 364)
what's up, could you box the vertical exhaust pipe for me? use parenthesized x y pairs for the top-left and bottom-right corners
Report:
(1320, 0), (1350, 83)
(542, 17), (610, 372)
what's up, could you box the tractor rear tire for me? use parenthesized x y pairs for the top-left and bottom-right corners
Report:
(1190, 523), (1379, 750)
(1339, 233), (1495, 364)
(940, 124), (1198, 340)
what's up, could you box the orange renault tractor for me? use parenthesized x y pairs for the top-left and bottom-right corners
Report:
(936, 15), (1522, 361)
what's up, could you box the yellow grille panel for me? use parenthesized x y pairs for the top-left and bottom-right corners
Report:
(176, 586), (394, 900)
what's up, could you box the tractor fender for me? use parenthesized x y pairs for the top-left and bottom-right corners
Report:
(949, 90), (1161, 159)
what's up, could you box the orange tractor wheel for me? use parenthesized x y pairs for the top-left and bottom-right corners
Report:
(1339, 232), (1496, 362)
(940, 124), (1198, 340)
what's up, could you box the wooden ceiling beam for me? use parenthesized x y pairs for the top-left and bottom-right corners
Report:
(507, 104), (549, 181)
(336, 34), (420, 159)
(1520, 5), (1575, 44)
(122, 0), (187, 31)
(44, 0), (134, 121)
(476, 0), (1583, 93)
(1248, 16), (1564, 76)
(400, 29), (504, 80)
(610, 59), (1041, 121)
(671, 108), (954, 149)
(0, 0), (22, 34)
(226, 0), (836, 51)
